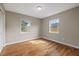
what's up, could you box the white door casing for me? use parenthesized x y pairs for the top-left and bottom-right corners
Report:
(0, 9), (4, 52)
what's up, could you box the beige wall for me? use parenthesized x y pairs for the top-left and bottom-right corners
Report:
(42, 6), (79, 48)
(5, 11), (41, 45)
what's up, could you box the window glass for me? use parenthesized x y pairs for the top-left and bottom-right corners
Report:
(49, 18), (59, 33)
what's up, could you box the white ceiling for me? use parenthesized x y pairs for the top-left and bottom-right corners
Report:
(3, 3), (79, 19)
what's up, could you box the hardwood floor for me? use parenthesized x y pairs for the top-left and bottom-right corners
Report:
(1, 38), (79, 56)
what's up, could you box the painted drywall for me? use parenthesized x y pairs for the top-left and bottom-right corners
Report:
(0, 3), (5, 52)
(5, 11), (41, 45)
(42, 6), (79, 48)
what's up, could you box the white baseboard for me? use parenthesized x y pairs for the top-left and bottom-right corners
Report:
(5, 37), (40, 46)
(43, 37), (79, 49)
(5, 37), (79, 49)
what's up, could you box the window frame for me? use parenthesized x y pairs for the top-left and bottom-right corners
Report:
(20, 20), (31, 33)
(49, 18), (60, 34)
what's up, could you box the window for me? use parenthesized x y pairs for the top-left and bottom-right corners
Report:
(21, 20), (31, 32)
(49, 18), (59, 33)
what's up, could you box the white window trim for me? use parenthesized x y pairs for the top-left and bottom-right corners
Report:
(49, 18), (59, 34)
(20, 19), (31, 33)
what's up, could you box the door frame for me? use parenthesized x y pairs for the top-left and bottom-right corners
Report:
(0, 6), (5, 52)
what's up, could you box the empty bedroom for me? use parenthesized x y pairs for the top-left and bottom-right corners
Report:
(0, 3), (79, 56)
